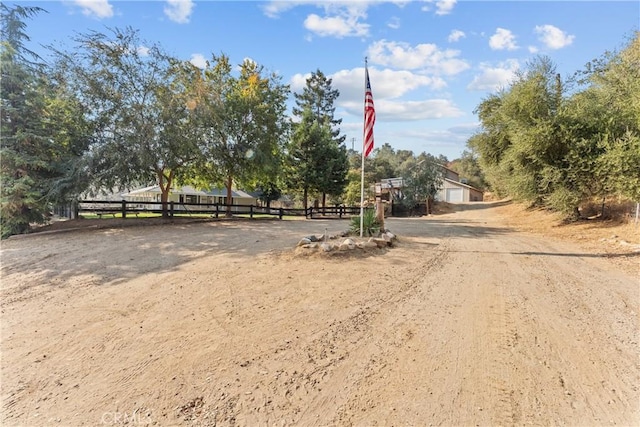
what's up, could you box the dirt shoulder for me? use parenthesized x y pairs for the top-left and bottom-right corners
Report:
(1, 202), (638, 426)
(480, 200), (640, 276)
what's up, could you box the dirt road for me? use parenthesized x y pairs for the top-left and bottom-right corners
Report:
(1, 203), (638, 426)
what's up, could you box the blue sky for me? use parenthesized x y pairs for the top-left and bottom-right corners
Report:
(16, 0), (640, 160)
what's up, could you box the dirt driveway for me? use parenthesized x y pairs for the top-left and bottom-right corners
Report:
(1, 203), (638, 426)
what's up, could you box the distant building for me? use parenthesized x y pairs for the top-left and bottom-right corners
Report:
(435, 165), (484, 203)
(374, 165), (483, 204)
(124, 185), (257, 211)
(374, 177), (405, 202)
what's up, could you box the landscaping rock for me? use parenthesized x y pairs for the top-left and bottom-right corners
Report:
(297, 238), (312, 246)
(371, 238), (389, 248)
(339, 238), (356, 251)
(320, 242), (333, 252)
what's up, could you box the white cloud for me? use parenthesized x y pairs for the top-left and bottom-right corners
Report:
(528, 45), (539, 54)
(448, 29), (465, 42)
(380, 99), (463, 120)
(292, 67), (447, 105)
(420, 0), (457, 15)
(164, 0), (194, 24)
(262, 1), (298, 18)
(137, 46), (150, 57)
(341, 99), (463, 121)
(304, 13), (369, 38)
(190, 53), (207, 69)
(387, 16), (401, 29)
(400, 123), (479, 148)
(435, 0), (456, 15)
(367, 40), (469, 75)
(72, 0), (113, 19)
(337, 67), (448, 100)
(489, 28), (518, 51)
(467, 60), (519, 92)
(263, 1), (408, 18)
(535, 24), (575, 49)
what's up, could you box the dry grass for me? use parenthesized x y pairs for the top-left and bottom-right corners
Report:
(488, 200), (640, 277)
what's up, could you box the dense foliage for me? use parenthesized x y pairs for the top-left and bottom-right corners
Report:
(1, 5), (89, 238)
(55, 28), (201, 217)
(184, 54), (290, 216)
(470, 33), (639, 217)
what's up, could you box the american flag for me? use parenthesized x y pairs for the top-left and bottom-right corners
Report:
(363, 65), (375, 158)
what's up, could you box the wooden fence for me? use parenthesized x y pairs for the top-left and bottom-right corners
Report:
(74, 200), (363, 220)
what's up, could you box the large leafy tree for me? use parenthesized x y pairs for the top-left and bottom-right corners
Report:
(471, 56), (568, 207)
(584, 33), (640, 204)
(401, 153), (444, 212)
(54, 27), (199, 217)
(1, 5), (89, 238)
(188, 55), (290, 216)
(469, 33), (640, 217)
(291, 70), (348, 207)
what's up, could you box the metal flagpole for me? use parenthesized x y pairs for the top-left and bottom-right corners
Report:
(360, 58), (367, 238)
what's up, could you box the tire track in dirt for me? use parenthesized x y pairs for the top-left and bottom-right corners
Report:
(2, 207), (638, 426)
(188, 239), (452, 426)
(500, 235), (640, 425)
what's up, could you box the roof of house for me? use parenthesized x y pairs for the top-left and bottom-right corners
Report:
(443, 178), (482, 192)
(125, 186), (256, 198)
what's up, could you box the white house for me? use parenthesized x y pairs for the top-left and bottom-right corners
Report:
(124, 185), (257, 211)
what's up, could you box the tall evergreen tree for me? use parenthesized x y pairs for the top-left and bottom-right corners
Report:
(292, 69), (345, 144)
(285, 108), (331, 209)
(1, 5), (89, 238)
(291, 70), (348, 207)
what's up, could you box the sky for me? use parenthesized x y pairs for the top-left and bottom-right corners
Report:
(14, 0), (640, 160)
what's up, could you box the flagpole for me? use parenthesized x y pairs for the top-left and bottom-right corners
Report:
(359, 58), (367, 238)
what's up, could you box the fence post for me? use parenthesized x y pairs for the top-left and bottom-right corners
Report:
(121, 200), (127, 219)
(170, 201), (174, 217)
(250, 205), (254, 219)
(279, 208), (283, 220)
(215, 204), (219, 218)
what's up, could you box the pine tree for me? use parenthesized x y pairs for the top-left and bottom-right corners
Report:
(1, 5), (88, 238)
(291, 70), (348, 207)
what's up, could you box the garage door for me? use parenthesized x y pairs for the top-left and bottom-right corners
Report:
(446, 188), (463, 202)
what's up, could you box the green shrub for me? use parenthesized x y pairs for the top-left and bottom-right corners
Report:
(350, 208), (380, 237)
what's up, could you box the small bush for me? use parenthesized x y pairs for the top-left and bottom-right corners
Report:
(350, 208), (380, 237)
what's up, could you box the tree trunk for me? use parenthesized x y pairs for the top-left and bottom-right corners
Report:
(158, 171), (173, 218)
(225, 174), (233, 218)
(601, 196), (606, 220)
(161, 189), (170, 218)
(322, 192), (326, 209)
(303, 187), (308, 210)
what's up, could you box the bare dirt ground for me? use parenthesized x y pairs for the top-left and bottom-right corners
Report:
(1, 201), (638, 426)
